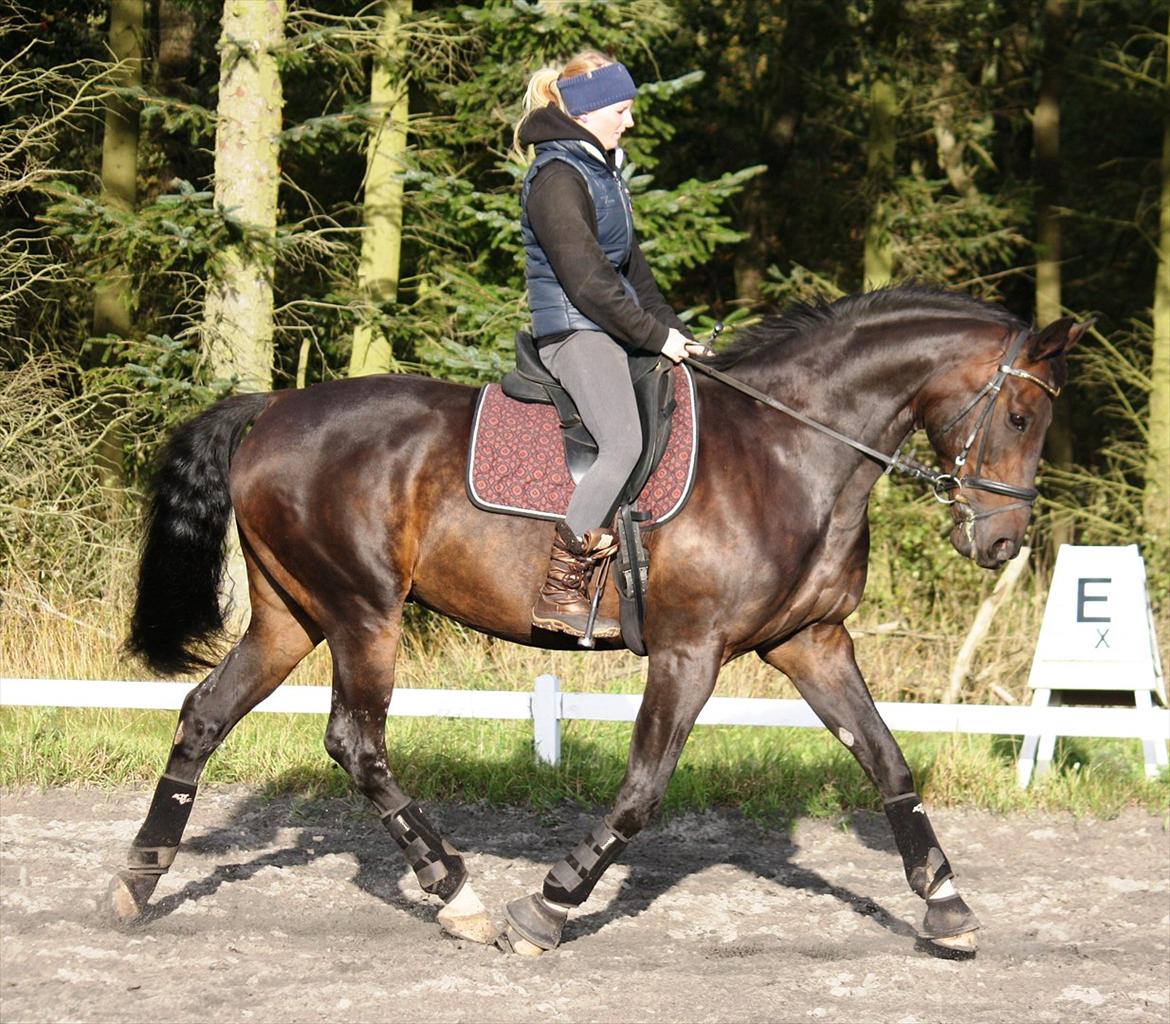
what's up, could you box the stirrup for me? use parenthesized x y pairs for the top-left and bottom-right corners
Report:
(578, 551), (615, 649)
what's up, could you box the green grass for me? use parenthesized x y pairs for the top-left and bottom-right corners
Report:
(3, 704), (1166, 823)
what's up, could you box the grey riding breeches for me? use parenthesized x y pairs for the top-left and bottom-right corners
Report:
(538, 330), (642, 537)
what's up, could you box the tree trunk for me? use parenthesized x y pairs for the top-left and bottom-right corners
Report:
(1035, 0), (1074, 537)
(349, 0), (411, 378)
(92, 0), (144, 497)
(94, 0), (142, 342)
(151, 0), (201, 190)
(863, 76), (897, 290)
(733, 1), (810, 304)
(156, 0), (195, 81)
(1146, 8), (1170, 548)
(1034, 0), (1064, 327)
(201, 0), (285, 635)
(202, 0), (285, 392)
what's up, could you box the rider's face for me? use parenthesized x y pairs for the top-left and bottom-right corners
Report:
(576, 99), (634, 151)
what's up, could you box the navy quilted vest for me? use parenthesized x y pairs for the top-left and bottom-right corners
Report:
(521, 140), (639, 337)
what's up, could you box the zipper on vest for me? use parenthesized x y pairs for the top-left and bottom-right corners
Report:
(611, 164), (634, 268)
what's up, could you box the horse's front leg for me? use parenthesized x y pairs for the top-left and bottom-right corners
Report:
(762, 623), (980, 954)
(500, 644), (722, 955)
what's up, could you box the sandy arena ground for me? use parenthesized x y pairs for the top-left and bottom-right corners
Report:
(2, 785), (1168, 1023)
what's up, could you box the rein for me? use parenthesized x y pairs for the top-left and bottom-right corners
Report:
(685, 326), (1057, 517)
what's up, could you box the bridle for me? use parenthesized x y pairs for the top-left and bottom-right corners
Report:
(929, 327), (1059, 521)
(685, 325), (1059, 522)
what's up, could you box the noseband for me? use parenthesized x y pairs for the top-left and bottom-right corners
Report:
(686, 326), (1058, 523)
(930, 327), (1059, 521)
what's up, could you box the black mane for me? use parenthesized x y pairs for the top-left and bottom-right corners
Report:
(707, 284), (1025, 369)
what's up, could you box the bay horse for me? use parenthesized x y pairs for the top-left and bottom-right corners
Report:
(111, 285), (1086, 956)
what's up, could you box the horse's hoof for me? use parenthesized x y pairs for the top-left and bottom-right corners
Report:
(921, 893), (979, 942)
(930, 929), (979, 953)
(917, 929), (979, 960)
(107, 871), (157, 924)
(437, 907), (500, 944)
(496, 924), (546, 957)
(437, 882), (499, 944)
(503, 892), (567, 952)
(437, 912), (496, 945)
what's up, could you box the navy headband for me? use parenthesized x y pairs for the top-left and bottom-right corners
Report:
(558, 62), (637, 116)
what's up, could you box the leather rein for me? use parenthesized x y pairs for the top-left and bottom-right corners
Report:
(685, 326), (1059, 521)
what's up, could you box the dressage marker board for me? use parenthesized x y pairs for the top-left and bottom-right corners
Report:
(1018, 544), (1167, 787)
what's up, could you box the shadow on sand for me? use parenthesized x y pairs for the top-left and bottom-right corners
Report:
(116, 741), (941, 955)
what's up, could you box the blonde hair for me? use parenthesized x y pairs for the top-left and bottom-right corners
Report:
(511, 50), (614, 163)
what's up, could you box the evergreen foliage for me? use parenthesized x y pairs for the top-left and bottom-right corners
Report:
(1, 0), (1167, 626)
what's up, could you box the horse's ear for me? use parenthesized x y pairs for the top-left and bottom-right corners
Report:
(1027, 316), (1096, 361)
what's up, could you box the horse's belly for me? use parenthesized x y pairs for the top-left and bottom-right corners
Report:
(409, 503), (560, 643)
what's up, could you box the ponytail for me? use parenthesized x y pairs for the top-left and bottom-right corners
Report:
(511, 67), (564, 162)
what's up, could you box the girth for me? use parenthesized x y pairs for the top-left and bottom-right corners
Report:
(501, 330), (677, 514)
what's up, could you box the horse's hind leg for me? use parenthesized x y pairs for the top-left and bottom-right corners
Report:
(110, 554), (320, 923)
(323, 623), (497, 944)
(762, 624), (980, 955)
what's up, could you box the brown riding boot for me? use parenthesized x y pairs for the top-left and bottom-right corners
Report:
(532, 522), (621, 639)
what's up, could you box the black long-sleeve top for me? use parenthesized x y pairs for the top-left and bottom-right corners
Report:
(519, 106), (691, 353)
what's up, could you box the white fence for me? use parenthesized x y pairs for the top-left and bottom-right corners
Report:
(2, 675), (1167, 777)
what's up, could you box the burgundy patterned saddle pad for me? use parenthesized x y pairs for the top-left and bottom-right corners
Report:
(467, 365), (698, 526)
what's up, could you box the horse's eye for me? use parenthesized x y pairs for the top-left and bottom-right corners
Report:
(1009, 412), (1028, 432)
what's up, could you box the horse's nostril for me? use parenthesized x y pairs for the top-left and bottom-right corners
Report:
(991, 537), (1016, 562)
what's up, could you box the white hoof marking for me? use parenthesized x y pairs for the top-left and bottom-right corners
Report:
(928, 878), (958, 901)
(437, 882), (498, 944)
(931, 930), (979, 953)
(510, 933), (546, 957)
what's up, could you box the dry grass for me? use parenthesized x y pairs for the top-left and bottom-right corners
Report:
(2, 557), (1157, 710)
(0, 576), (1041, 703)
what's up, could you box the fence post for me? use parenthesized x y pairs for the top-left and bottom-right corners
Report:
(532, 674), (561, 766)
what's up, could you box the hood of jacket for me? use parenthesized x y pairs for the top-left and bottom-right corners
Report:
(518, 104), (624, 170)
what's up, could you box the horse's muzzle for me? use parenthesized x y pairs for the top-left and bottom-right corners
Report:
(949, 498), (1027, 569)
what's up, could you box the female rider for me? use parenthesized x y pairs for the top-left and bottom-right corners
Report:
(514, 51), (709, 639)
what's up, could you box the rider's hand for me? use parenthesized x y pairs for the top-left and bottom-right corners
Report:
(661, 328), (713, 364)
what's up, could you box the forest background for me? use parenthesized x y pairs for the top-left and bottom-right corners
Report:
(1, 0), (1167, 736)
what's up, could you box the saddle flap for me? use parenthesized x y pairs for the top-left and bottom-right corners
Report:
(618, 355), (676, 510)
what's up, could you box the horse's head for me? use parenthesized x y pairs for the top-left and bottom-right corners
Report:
(922, 317), (1091, 569)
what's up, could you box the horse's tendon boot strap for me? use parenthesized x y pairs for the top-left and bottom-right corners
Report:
(383, 803), (467, 903)
(884, 793), (953, 898)
(128, 775), (197, 872)
(126, 846), (179, 875)
(542, 820), (628, 907)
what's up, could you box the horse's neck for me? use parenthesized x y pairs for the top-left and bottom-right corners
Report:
(736, 327), (947, 452)
(726, 323), (985, 508)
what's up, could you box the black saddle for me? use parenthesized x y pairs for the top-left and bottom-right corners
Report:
(500, 331), (677, 515)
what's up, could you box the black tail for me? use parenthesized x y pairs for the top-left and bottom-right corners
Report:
(125, 392), (274, 676)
